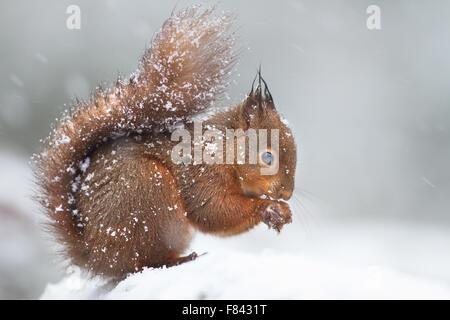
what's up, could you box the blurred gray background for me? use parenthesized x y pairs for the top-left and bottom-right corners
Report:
(0, 0), (449, 298)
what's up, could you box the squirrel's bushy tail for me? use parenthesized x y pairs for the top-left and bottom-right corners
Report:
(33, 6), (238, 265)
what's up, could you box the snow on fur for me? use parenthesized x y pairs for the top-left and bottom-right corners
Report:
(32, 6), (238, 268)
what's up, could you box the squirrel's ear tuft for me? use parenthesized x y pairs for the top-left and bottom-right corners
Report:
(240, 68), (276, 128)
(248, 68), (275, 111)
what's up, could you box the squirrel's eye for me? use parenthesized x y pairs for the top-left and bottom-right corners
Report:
(260, 151), (273, 166)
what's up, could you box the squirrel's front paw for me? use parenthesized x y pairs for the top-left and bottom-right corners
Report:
(259, 201), (292, 232)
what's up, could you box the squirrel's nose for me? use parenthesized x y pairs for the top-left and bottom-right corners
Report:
(278, 189), (292, 201)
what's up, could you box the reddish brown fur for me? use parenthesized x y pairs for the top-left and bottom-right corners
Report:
(34, 6), (297, 279)
(76, 138), (193, 275)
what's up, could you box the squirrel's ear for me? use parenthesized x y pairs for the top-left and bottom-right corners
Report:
(259, 74), (275, 110)
(249, 68), (275, 112)
(240, 69), (276, 128)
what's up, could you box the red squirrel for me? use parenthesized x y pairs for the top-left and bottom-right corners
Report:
(34, 6), (297, 279)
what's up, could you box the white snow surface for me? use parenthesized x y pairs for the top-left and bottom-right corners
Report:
(41, 213), (450, 300)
